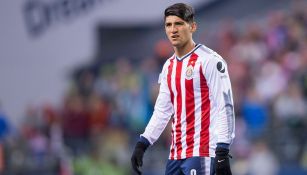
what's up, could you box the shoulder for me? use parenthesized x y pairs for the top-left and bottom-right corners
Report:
(159, 55), (175, 81)
(195, 44), (227, 66)
(162, 54), (175, 70)
(196, 44), (224, 60)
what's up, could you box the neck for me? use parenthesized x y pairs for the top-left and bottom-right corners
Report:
(174, 40), (195, 58)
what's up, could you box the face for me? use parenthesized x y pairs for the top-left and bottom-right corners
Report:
(165, 15), (196, 48)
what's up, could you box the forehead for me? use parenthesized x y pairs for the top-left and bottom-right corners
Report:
(165, 15), (186, 23)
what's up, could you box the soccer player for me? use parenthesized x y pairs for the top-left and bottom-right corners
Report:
(131, 3), (235, 175)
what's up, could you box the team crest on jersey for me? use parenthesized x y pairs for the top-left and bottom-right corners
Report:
(186, 65), (194, 80)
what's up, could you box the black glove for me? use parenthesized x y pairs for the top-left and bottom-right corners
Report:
(215, 147), (232, 175)
(131, 141), (149, 175)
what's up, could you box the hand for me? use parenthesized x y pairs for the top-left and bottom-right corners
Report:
(131, 141), (148, 175)
(215, 147), (232, 175)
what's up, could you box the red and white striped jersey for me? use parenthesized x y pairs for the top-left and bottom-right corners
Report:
(141, 44), (235, 160)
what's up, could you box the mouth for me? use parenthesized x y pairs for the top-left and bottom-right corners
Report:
(171, 35), (179, 40)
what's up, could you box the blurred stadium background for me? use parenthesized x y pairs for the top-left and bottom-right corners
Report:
(0, 0), (307, 174)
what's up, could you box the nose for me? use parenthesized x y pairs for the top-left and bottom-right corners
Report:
(170, 25), (178, 33)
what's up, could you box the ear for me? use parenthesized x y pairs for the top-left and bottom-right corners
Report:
(190, 22), (197, 33)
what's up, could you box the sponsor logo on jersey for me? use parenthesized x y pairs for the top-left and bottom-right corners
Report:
(217, 61), (225, 73)
(186, 65), (194, 80)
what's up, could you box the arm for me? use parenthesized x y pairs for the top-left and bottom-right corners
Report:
(131, 61), (174, 174)
(140, 68), (174, 144)
(204, 55), (235, 145)
(203, 55), (235, 175)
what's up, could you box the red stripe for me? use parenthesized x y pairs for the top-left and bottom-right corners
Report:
(167, 58), (175, 159)
(167, 58), (174, 105)
(199, 65), (210, 156)
(170, 117), (175, 159)
(185, 53), (198, 157)
(175, 60), (183, 159)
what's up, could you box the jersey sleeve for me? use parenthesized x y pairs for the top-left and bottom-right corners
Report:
(203, 55), (235, 145)
(141, 60), (174, 145)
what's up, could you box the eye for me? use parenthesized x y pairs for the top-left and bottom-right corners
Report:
(165, 23), (171, 27)
(175, 21), (184, 26)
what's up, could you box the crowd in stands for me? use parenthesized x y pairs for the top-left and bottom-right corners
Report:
(1, 2), (307, 175)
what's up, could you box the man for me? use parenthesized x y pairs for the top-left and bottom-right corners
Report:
(131, 3), (235, 175)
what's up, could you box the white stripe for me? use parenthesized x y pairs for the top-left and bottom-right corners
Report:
(206, 157), (211, 175)
(180, 58), (189, 158)
(209, 90), (216, 157)
(193, 61), (202, 157)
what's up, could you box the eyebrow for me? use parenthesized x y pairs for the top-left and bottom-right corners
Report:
(165, 21), (185, 25)
(174, 21), (184, 24)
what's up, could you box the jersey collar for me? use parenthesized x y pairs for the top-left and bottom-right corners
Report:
(175, 44), (201, 61)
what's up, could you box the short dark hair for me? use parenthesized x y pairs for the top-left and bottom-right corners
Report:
(164, 3), (195, 23)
